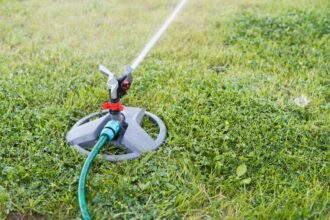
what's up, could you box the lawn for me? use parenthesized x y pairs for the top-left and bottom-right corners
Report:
(0, 0), (329, 219)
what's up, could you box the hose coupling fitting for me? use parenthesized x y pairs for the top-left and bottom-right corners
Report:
(100, 120), (120, 140)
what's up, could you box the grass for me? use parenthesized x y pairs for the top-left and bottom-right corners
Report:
(0, 0), (329, 219)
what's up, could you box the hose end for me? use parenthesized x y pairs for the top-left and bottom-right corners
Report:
(100, 120), (120, 140)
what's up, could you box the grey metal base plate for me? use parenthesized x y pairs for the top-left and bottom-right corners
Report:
(66, 107), (166, 161)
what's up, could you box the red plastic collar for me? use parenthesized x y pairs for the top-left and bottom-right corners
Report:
(102, 102), (124, 111)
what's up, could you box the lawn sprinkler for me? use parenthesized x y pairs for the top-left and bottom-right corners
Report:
(66, 64), (167, 161)
(66, 0), (187, 219)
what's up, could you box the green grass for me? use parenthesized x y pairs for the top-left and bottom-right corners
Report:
(0, 0), (329, 219)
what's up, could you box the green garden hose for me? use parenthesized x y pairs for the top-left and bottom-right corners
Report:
(78, 120), (120, 220)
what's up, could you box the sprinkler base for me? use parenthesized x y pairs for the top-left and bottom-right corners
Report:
(66, 107), (166, 161)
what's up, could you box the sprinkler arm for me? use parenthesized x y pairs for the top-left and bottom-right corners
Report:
(107, 78), (118, 100)
(99, 65), (114, 77)
(99, 65), (133, 100)
(99, 65), (119, 99)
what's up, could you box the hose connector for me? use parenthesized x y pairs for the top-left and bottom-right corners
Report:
(100, 120), (120, 140)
